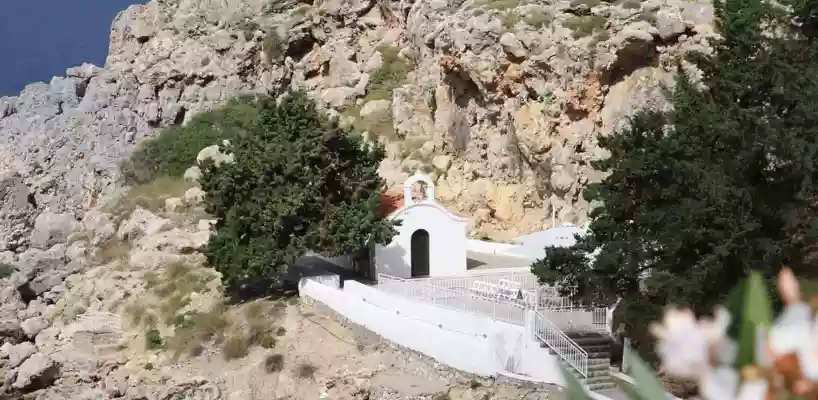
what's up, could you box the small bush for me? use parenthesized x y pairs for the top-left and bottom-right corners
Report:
(275, 327), (287, 336)
(0, 263), (17, 279)
(524, 11), (553, 28)
(355, 109), (396, 140)
(222, 334), (250, 360)
(145, 329), (163, 350)
(94, 237), (131, 265)
(160, 294), (192, 324)
(502, 11), (522, 29)
(166, 306), (229, 358)
(106, 177), (188, 221)
(125, 303), (147, 327)
(294, 362), (318, 380)
(144, 313), (158, 328)
(264, 353), (285, 373)
(263, 30), (285, 65)
(152, 263), (209, 324)
(619, 0), (642, 9)
(247, 322), (274, 344)
(188, 307), (230, 342)
(433, 392), (452, 400)
(122, 95), (263, 185)
(570, 0), (601, 7)
(474, 0), (524, 10)
(563, 15), (607, 38)
(172, 312), (199, 330)
(366, 45), (412, 102)
(143, 271), (160, 289)
(243, 302), (267, 321)
(259, 334), (277, 349)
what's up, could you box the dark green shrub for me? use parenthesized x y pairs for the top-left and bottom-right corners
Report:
(199, 92), (397, 287)
(264, 353), (284, 373)
(122, 95), (263, 184)
(366, 45), (412, 102)
(0, 263), (16, 279)
(145, 329), (163, 350)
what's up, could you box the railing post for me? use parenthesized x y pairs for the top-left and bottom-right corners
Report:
(534, 286), (540, 310)
(525, 310), (536, 341)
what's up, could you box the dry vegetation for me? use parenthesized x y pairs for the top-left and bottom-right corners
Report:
(564, 15), (608, 38)
(502, 11), (522, 29)
(473, 0), (525, 11)
(524, 10), (553, 28)
(122, 262), (294, 366)
(264, 353), (285, 373)
(94, 237), (131, 265)
(105, 177), (190, 222)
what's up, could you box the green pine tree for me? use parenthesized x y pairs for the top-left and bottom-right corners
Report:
(532, 0), (818, 355)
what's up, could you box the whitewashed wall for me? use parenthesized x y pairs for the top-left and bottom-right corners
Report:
(374, 202), (468, 278)
(466, 239), (538, 261)
(299, 278), (564, 382)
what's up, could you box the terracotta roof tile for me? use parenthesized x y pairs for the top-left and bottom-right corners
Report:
(379, 191), (404, 216)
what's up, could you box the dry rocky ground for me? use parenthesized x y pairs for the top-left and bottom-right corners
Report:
(0, 153), (562, 399)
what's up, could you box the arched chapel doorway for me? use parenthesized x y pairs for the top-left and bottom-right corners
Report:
(410, 229), (430, 277)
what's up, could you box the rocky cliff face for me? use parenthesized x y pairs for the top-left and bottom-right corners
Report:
(0, 0), (715, 243)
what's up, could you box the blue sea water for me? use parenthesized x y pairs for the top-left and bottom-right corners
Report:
(0, 0), (143, 96)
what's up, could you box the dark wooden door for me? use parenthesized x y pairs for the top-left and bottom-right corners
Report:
(410, 229), (430, 277)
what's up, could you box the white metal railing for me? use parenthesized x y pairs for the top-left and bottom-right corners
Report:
(536, 287), (608, 332)
(533, 310), (588, 379)
(377, 273), (602, 380)
(376, 274), (526, 325)
(376, 273), (608, 332)
(405, 270), (540, 294)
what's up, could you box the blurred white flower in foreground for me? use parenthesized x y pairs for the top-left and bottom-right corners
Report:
(651, 267), (818, 399)
(650, 307), (733, 379)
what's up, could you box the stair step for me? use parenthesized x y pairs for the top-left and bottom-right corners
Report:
(588, 381), (618, 391)
(548, 350), (611, 366)
(558, 361), (611, 377)
(564, 369), (611, 379)
(572, 338), (614, 347)
(581, 344), (613, 352)
(586, 375), (613, 384)
(587, 351), (611, 359)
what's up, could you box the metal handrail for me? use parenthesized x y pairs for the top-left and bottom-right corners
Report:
(533, 310), (588, 379)
(377, 273), (591, 379)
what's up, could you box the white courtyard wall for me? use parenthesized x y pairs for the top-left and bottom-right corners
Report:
(374, 202), (467, 278)
(298, 277), (565, 384)
(466, 239), (537, 261)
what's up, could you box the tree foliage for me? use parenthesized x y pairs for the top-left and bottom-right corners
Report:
(199, 92), (397, 287)
(532, 0), (818, 348)
(123, 96), (262, 184)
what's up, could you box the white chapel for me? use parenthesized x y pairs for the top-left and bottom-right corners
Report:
(372, 172), (469, 279)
